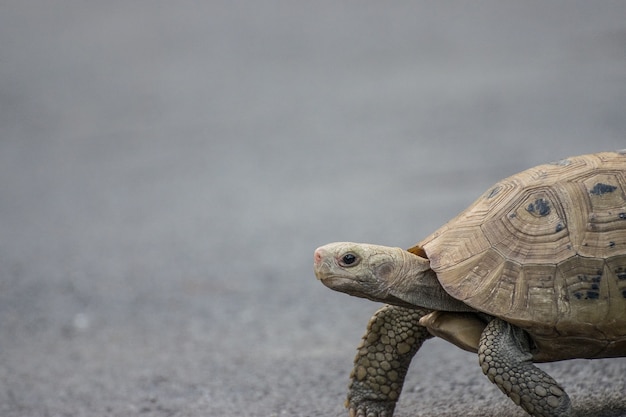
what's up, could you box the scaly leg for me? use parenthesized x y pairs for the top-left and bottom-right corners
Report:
(478, 318), (572, 417)
(346, 304), (433, 417)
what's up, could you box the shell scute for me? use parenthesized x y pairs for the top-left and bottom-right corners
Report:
(568, 170), (626, 257)
(556, 256), (609, 329)
(481, 186), (573, 266)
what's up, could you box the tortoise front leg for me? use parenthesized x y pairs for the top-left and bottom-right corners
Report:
(478, 318), (572, 417)
(347, 304), (433, 417)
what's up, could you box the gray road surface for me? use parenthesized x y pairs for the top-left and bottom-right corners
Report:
(1, 2), (626, 416)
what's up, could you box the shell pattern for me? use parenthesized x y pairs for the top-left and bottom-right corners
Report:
(417, 151), (626, 360)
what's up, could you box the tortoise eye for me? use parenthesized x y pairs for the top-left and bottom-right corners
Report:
(339, 253), (359, 267)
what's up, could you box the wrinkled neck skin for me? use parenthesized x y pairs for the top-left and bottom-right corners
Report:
(386, 250), (475, 313)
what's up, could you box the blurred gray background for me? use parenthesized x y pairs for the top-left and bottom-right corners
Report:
(1, 2), (625, 416)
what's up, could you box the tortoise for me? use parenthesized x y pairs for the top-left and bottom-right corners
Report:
(313, 150), (626, 417)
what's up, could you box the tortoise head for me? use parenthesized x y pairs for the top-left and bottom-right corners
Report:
(314, 242), (473, 312)
(313, 242), (432, 306)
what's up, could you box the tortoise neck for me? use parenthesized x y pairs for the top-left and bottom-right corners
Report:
(389, 251), (475, 312)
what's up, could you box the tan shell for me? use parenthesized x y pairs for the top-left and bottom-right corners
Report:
(411, 151), (626, 360)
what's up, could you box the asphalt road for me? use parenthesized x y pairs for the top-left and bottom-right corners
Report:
(1, 2), (626, 417)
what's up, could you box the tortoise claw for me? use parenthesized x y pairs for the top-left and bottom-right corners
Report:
(347, 400), (394, 417)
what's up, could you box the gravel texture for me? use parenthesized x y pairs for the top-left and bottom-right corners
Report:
(1, 2), (626, 416)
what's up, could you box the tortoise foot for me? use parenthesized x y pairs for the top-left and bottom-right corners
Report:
(479, 319), (572, 417)
(346, 398), (395, 417)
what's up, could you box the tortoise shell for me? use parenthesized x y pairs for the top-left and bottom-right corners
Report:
(411, 150), (626, 360)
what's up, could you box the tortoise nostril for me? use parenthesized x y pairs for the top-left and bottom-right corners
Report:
(314, 248), (323, 265)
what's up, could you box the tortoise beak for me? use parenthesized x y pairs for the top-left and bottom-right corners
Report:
(313, 246), (324, 269)
(313, 246), (331, 280)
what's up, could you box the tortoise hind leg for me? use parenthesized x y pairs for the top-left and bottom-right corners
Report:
(347, 304), (433, 417)
(478, 318), (572, 417)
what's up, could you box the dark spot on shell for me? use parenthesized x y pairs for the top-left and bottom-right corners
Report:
(487, 186), (501, 199)
(555, 223), (565, 233)
(619, 213), (626, 220)
(579, 273), (602, 283)
(610, 241), (616, 248)
(574, 286), (601, 300)
(617, 272), (626, 280)
(590, 182), (617, 195)
(586, 291), (600, 300)
(526, 198), (551, 217)
(623, 290), (626, 298)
